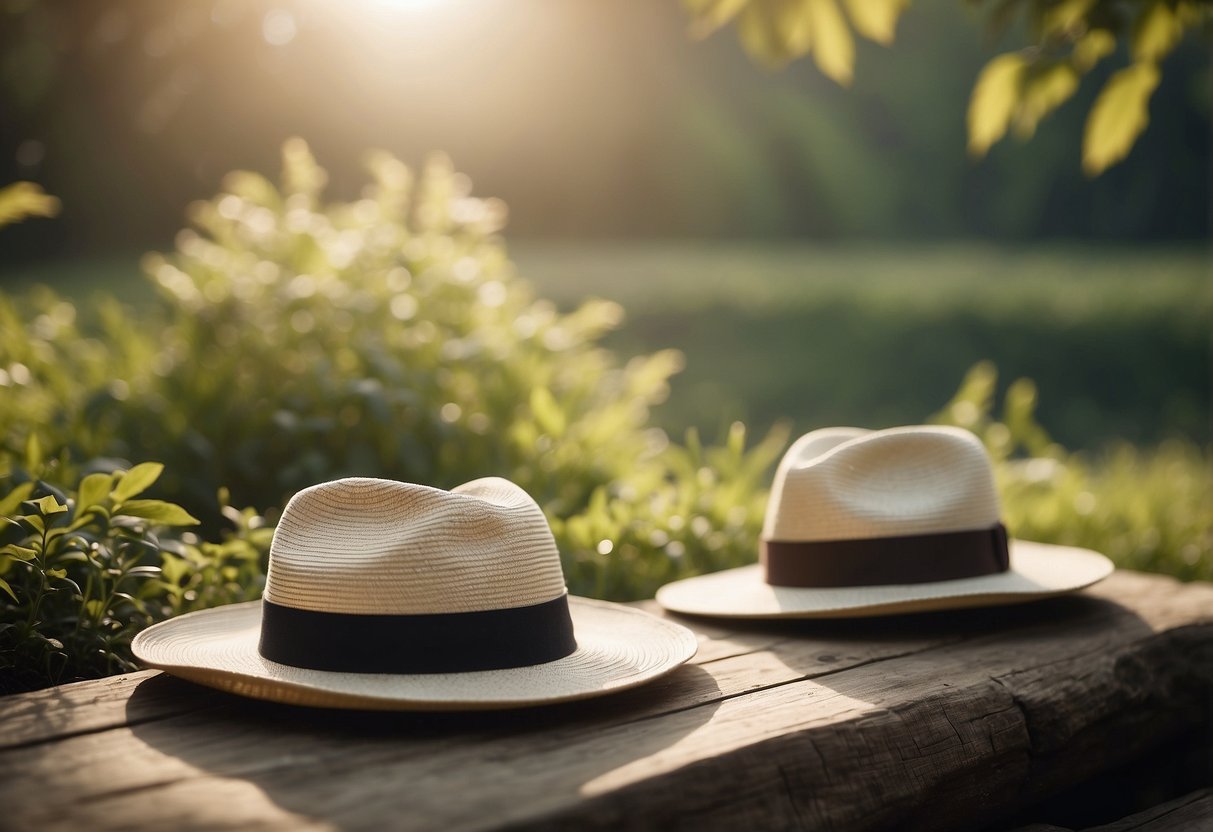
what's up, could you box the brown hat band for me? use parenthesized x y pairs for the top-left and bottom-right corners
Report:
(761, 523), (1009, 588)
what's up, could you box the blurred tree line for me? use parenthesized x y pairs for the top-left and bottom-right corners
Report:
(1, 0), (1208, 264)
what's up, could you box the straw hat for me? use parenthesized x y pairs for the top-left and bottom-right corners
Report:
(133, 477), (697, 710)
(656, 425), (1113, 619)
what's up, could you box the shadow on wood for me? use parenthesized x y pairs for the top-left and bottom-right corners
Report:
(111, 662), (725, 830)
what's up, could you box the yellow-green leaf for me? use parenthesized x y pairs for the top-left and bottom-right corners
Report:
(967, 53), (1030, 156)
(774, 0), (815, 57)
(0, 577), (17, 604)
(110, 462), (164, 504)
(1132, 0), (1184, 63)
(530, 387), (567, 438)
(25, 433), (42, 470)
(1038, 0), (1095, 37)
(842, 0), (905, 45)
(807, 0), (855, 86)
(1014, 61), (1081, 139)
(32, 495), (68, 515)
(46, 567), (67, 580)
(0, 544), (37, 561)
(685, 0), (751, 39)
(1083, 62), (1160, 176)
(17, 514), (44, 534)
(76, 472), (113, 515)
(737, 0), (812, 67)
(1073, 29), (1117, 72)
(0, 182), (60, 229)
(114, 499), (200, 526)
(737, 1), (787, 67)
(0, 482), (35, 518)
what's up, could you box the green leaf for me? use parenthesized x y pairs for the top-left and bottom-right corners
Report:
(32, 495), (68, 515)
(807, 0), (854, 86)
(842, 0), (905, 45)
(46, 567), (67, 580)
(967, 53), (1029, 157)
(110, 462), (164, 504)
(1038, 0), (1095, 38)
(737, 0), (806, 68)
(1072, 29), (1117, 72)
(25, 433), (42, 470)
(19, 514), (45, 534)
(1082, 62), (1160, 176)
(0, 577), (17, 604)
(0, 544), (38, 561)
(0, 182), (61, 229)
(0, 482), (35, 518)
(76, 473), (114, 514)
(159, 555), (191, 584)
(114, 499), (201, 527)
(1132, 0), (1184, 63)
(1014, 61), (1080, 139)
(530, 387), (567, 438)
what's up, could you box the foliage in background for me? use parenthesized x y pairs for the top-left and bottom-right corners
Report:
(0, 140), (785, 607)
(541, 244), (1210, 451)
(0, 182), (58, 228)
(0, 445), (269, 693)
(683, 0), (1213, 175)
(934, 361), (1211, 582)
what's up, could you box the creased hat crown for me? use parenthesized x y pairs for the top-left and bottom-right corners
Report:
(763, 426), (1001, 542)
(264, 477), (567, 615)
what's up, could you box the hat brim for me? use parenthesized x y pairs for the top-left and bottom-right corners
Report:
(132, 596), (697, 711)
(655, 539), (1114, 619)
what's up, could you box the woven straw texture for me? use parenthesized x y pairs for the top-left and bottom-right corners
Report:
(658, 425), (1114, 619)
(264, 477), (567, 615)
(132, 476), (697, 709)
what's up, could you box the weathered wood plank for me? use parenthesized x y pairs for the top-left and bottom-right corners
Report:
(0, 570), (1209, 832)
(0, 670), (185, 751)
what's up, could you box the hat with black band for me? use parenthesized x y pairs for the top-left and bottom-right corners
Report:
(134, 476), (696, 710)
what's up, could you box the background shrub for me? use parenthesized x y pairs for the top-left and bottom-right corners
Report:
(1, 140), (785, 608)
(0, 444), (269, 693)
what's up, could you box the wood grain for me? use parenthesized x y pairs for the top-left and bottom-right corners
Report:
(0, 570), (1210, 832)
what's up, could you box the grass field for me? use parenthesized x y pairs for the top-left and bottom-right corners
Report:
(513, 242), (1211, 449)
(4, 241), (1209, 449)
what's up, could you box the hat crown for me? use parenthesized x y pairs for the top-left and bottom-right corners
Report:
(264, 477), (567, 615)
(763, 426), (1001, 542)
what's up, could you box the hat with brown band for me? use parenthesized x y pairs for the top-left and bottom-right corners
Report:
(656, 425), (1113, 619)
(133, 476), (697, 710)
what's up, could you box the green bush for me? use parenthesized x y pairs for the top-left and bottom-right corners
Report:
(0, 139), (784, 605)
(0, 442), (269, 693)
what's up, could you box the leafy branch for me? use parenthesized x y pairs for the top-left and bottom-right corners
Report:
(683, 0), (1212, 175)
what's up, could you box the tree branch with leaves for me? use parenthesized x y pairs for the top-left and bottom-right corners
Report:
(683, 0), (1211, 175)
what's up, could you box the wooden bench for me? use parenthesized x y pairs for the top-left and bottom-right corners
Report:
(2, 569), (1210, 830)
